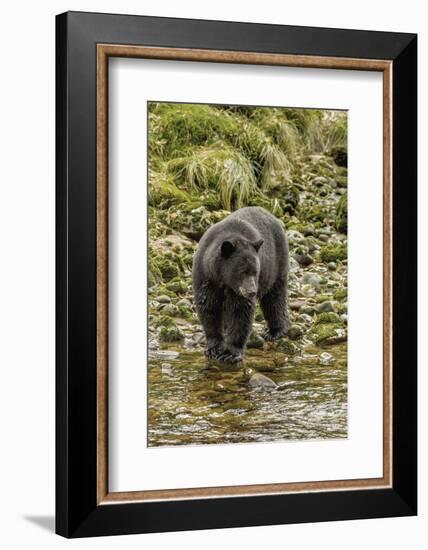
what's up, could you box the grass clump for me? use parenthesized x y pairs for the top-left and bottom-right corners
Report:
(320, 244), (347, 263)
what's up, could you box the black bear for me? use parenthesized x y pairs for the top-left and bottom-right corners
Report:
(192, 206), (289, 363)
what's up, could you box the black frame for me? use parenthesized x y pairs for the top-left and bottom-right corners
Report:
(56, 11), (417, 538)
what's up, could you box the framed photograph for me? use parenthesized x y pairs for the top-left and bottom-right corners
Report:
(56, 11), (417, 538)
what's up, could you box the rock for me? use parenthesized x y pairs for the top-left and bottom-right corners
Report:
(318, 234), (329, 242)
(300, 305), (315, 316)
(287, 229), (305, 246)
(160, 303), (178, 316)
(316, 301), (336, 313)
(293, 253), (314, 267)
(149, 338), (159, 350)
(302, 225), (315, 236)
(302, 273), (321, 289)
(327, 261), (337, 271)
(177, 298), (192, 308)
(288, 324), (304, 340)
(148, 349), (179, 360)
(296, 313), (313, 325)
(247, 331), (265, 349)
(289, 300), (305, 311)
(248, 373), (278, 390)
(161, 362), (173, 375)
(312, 176), (329, 187)
(166, 279), (188, 293)
(308, 323), (347, 346)
(276, 339), (298, 355)
(289, 257), (301, 273)
(340, 313), (348, 324)
(319, 352), (335, 365)
(316, 312), (342, 324)
(157, 295), (171, 304)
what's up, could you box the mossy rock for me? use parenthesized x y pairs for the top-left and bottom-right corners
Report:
(319, 244), (347, 263)
(166, 278), (188, 294)
(308, 322), (347, 346)
(247, 331), (265, 349)
(275, 339), (298, 355)
(315, 312), (342, 324)
(288, 324), (304, 340)
(335, 193), (348, 234)
(158, 258), (180, 281)
(159, 324), (184, 343)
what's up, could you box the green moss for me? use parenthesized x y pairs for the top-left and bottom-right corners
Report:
(154, 315), (175, 329)
(166, 278), (188, 294)
(315, 312), (342, 324)
(177, 304), (192, 319)
(320, 244), (347, 263)
(159, 324), (184, 343)
(288, 324), (304, 340)
(308, 322), (347, 346)
(335, 174), (348, 188)
(333, 288), (347, 301)
(157, 257), (180, 281)
(275, 339), (298, 355)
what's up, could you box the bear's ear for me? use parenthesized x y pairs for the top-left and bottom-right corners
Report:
(221, 240), (236, 258)
(252, 239), (264, 252)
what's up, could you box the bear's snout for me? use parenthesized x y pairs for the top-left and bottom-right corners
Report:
(239, 277), (257, 299)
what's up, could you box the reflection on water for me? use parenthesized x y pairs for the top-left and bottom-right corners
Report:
(148, 344), (347, 447)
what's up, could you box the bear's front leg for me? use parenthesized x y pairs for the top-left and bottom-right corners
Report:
(219, 290), (255, 363)
(194, 282), (224, 359)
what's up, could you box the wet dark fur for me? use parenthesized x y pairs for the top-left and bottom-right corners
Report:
(192, 206), (289, 363)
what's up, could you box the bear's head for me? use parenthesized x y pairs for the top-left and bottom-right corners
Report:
(218, 238), (263, 299)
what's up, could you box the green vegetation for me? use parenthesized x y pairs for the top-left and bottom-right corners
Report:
(148, 102), (348, 212)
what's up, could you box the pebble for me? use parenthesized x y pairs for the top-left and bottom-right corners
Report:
(157, 295), (172, 304)
(327, 261), (337, 271)
(300, 305), (315, 315)
(160, 303), (178, 315)
(177, 298), (192, 307)
(302, 273), (321, 288)
(289, 257), (301, 273)
(296, 313), (313, 325)
(316, 301), (336, 313)
(161, 362), (173, 375)
(319, 352), (335, 365)
(293, 253), (314, 267)
(148, 349), (179, 360)
(290, 300), (306, 311)
(248, 373), (278, 390)
(318, 234), (329, 242)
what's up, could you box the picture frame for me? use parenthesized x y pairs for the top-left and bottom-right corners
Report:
(56, 10), (417, 538)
